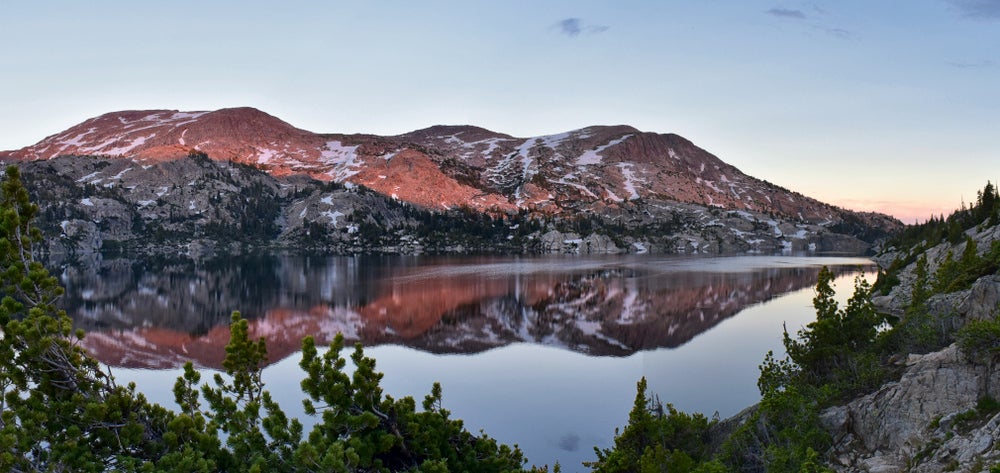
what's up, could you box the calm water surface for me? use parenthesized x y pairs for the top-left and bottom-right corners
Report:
(59, 254), (874, 471)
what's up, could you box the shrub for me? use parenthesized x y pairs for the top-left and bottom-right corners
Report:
(588, 378), (716, 473)
(957, 319), (1000, 366)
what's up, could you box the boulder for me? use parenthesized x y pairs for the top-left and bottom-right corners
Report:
(958, 275), (1000, 322)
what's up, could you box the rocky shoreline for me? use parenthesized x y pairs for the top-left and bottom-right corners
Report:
(815, 223), (1000, 472)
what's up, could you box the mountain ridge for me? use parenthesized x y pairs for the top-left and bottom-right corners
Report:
(1, 107), (896, 225)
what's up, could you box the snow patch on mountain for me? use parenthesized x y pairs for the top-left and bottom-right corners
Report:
(58, 128), (99, 151)
(166, 111), (209, 124)
(77, 171), (103, 183)
(577, 134), (633, 166)
(450, 135), (509, 161)
(498, 131), (577, 195)
(321, 210), (346, 226)
(698, 178), (724, 194)
(468, 137), (504, 157)
(256, 147), (280, 164)
(537, 131), (574, 149)
(551, 178), (598, 198)
(514, 139), (540, 182)
(617, 163), (643, 200)
(319, 141), (361, 181)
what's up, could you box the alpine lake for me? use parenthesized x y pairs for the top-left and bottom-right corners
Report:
(57, 253), (876, 471)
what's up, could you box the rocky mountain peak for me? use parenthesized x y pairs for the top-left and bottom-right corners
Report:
(397, 124), (514, 142)
(3, 107), (314, 163)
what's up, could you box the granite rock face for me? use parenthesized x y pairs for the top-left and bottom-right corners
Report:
(12, 154), (883, 258)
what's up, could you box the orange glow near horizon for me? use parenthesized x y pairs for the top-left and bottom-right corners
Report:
(831, 198), (960, 226)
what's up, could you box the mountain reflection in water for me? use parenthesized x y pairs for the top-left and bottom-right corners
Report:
(58, 254), (875, 369)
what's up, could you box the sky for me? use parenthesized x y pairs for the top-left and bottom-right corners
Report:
(2, 0), (998, 224)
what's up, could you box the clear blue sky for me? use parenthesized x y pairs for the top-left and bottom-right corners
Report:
(2, 1), (998, 223)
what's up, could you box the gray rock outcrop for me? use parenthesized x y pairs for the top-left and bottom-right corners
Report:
(824, 345), (1000, 472)
(12, 154), (878, 259)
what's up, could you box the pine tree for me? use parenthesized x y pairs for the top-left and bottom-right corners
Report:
(782, 267), (882, 396)
(0, 166), (171, 471)
(910, 254), (930, 311)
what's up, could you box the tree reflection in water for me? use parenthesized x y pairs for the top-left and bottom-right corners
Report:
(56, 254), (875, 369)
